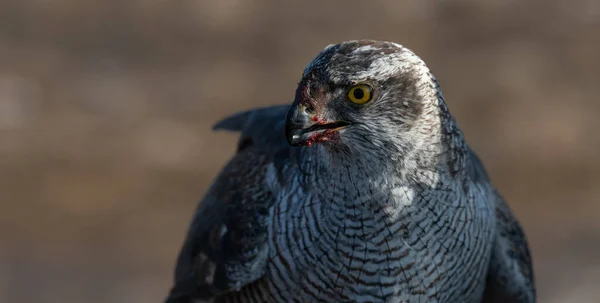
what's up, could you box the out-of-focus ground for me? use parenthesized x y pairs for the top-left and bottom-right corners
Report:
(0, 0), (599, 302)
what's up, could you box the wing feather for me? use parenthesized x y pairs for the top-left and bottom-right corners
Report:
(165, 106), (290, 302)
(468, 150), (536, 303)
(481, 193), (536, 303)
(213, 105), (290, 154)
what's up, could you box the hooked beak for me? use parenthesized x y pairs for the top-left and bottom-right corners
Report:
(284, 102), (351, 147)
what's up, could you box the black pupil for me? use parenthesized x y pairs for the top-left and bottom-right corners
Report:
(353, 88), (365, 100)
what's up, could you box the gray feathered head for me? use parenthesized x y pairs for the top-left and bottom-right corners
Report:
(285, 40), (454, 161)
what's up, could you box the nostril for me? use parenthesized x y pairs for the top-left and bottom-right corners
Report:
(303, 103), (315, 115)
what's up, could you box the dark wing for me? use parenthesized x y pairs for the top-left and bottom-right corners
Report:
(165, 105), (290, 303)
(467, 149), (536, 303)
(213, 105), (290, 156)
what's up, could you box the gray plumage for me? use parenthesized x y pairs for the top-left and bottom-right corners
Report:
(165, 40), (535, 303)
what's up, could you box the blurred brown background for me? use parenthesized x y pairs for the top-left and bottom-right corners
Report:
(0, 0), (599, 302)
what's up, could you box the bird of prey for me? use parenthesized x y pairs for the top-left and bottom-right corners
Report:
(165, 40), (535, 303)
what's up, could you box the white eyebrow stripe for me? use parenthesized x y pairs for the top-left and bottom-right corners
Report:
(352, 45), (379, 53)
(350, 48), (429, 82)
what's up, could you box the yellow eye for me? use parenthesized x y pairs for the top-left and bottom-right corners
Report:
(347, 84), (373, 104)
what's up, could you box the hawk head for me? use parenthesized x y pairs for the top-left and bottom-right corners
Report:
(285, 40), (449, 159)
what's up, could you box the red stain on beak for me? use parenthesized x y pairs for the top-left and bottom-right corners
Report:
(305, 125), (342, 147)
(287, 73), (348, 147)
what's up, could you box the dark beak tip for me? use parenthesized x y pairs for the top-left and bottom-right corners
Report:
(285, 131), (303, 147)
(284, 104), (304, 147)
(284, 122), (295, 146)
(285, 135), (295, 146)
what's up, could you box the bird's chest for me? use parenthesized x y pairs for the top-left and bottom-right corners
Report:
(261, 188), (494, 303)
